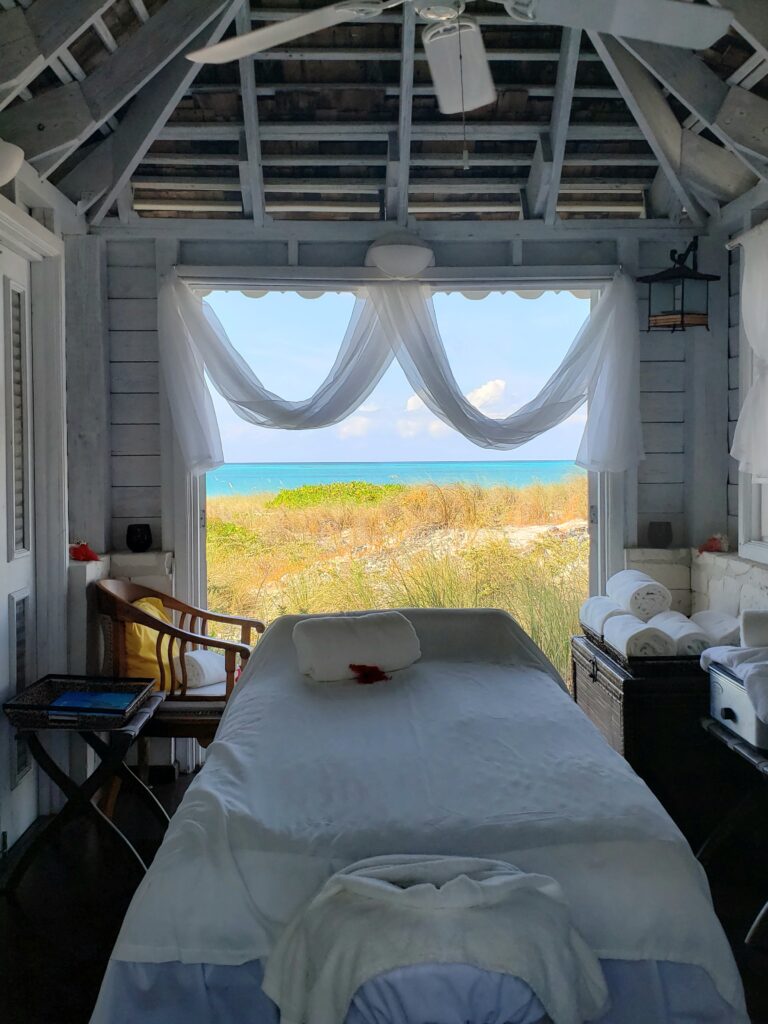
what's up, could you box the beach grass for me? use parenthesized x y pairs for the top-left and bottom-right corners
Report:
(207, 476), (588, 680)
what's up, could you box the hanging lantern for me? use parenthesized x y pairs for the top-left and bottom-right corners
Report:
(637, 237), (720, 332)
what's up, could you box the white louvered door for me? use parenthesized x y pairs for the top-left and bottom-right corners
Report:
(0, 249), (37, 849)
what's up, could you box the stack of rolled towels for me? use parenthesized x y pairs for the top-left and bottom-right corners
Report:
(579, 569), (741, 659)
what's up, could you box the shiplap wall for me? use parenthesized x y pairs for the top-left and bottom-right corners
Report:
(728, 247), (740, 548)
(636, 243), (686, 547)
(107, 240), (162, 550)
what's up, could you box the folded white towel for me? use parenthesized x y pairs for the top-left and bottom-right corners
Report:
(743, 664), (768, 725)
(647, 611), (709, 656)
(691, 611), (740, 646)
(579, 596), (625, 637)
(741, 610), (768, 647)
(292, 611), (421, 682)
(700, 645), (768, 673)
(605, 570), (671, 622)
(172, 649), (227, 689)
(262, 855), (608, 1024)
(603, 614), (676, 658)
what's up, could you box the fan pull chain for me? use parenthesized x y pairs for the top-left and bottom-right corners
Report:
(458, 23), (469, 171)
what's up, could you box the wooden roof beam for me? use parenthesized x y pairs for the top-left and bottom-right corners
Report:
(57, 0), (243, 224)
(191, 82), (620, 99)
(390, 4), (415, 225)
(156, 122), (646, 142)
(0, 0), (112, 109)
(588, 33), (706, 225)
(236, 3), (266, 226)
(0, 0), (233, 165)
(250, 48), (602, 62)
(619, 37), (768, 180)
(707, 0), (768, 63)
(544, 27), (581, 224)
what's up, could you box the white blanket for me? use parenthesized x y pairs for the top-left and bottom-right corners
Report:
(690, 611), (740, 647)
(603, 614), (675, 657)
(110, 609), (744, 1016)
(262, 855), (608, 1024)
(605, 570), (671, 621)
(579, 596), (625, 637)
(293, 610), (421, 681)
(647, 611), (709, 656)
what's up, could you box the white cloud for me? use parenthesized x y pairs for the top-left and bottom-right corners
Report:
(467, 378), (506, 409)
(396, 418), (423, 438)
(428, 419), (451, 438)
(358, 402), (379, 414)
(565, 409), (588, 425)
(405, 394), (425, 412)
(338, 415), (371, 439)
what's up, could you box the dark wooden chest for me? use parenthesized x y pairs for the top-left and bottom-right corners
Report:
(571, 635), (752, 848)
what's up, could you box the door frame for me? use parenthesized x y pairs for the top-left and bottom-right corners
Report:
(0, 195), (68, 814)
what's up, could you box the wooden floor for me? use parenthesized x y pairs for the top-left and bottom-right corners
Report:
(1, 773), (767, 1024)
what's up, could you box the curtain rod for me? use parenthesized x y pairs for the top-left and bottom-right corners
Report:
(725, 215), (768, 251)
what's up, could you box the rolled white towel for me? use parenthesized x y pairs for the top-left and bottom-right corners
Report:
(603, 614), (676, 658)
(740, 610), (768, 647)
(579, 596), (625, 637)
(700, 644), (768, 672)
(743, 664), (768, 725)
(605, 570), (671, 622)
(172, 648), (227, 689)
(690, 610), (741, 647)
(647, 611), (710, 657)
(293, 611), (421, 682)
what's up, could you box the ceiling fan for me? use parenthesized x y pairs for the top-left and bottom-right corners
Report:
(187, 0), (733, 115)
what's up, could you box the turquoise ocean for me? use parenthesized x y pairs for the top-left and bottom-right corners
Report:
(207, 461), (584, 496)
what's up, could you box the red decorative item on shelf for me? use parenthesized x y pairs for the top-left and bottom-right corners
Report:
(349, 664), (390, 685)
(69, 542), (101, 562)
(698, 533), (729, 555)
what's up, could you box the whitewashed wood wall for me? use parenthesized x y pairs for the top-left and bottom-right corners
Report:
(107, 240), (162, 550)
(727, 246), (740, 549)
(63, 232), (734, 557)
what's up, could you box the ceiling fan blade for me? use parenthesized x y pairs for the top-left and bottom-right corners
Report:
(530, 0), (732, 50)
(187, 3), (355, 63)
(423, 18), (496, 115)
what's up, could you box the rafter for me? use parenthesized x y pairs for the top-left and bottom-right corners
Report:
(619, 38), (768, 179)
(708, 0), (768, 63)
(588, 33), (706, 225)
(57, 0), (243, 224)
(387, 3), (415, 225)
(0, 0), (112, 109)
(544, 27), (581, 224)
(0, 0), (230, 167)
(236, 3), (266, 225)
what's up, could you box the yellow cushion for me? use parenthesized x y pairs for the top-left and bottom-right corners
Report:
(125, 597), (178, 691)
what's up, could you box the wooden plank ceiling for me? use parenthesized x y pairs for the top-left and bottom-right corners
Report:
(1, 0), (768, 227)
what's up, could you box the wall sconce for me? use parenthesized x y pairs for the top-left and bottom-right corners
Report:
(637, 237), (720, 332)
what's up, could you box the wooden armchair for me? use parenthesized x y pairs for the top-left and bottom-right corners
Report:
(95, 579), (265, 746)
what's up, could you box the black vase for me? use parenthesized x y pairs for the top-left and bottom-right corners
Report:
(648, 521), (673, 549)
(126, 523), (153, 553)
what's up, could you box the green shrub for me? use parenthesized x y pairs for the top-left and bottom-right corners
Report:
(267, 481), (405, 508)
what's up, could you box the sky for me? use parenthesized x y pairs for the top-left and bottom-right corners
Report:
(204, 288), (591, 463)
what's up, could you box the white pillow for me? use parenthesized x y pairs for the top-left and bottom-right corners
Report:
(172, 648), (227, 688)
(293, 612), (421, 682)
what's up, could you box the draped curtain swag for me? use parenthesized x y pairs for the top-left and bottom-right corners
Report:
(159, 270), (645, 477)
(731, 234), (768, 479)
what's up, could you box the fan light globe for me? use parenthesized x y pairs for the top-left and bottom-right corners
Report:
(0, 138), (24, 187)
(365, 234), (435, 278)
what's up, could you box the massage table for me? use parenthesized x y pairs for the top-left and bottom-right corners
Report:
(90, 609), (747, 1024)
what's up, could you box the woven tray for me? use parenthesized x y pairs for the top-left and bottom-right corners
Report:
(581, 626), (703, 675)
(3, 674), (155, 731)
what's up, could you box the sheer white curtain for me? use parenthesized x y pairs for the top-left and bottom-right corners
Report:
(158, 270), (644, 475)
(731, 233), (768, 479)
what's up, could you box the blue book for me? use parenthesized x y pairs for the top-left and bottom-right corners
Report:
(49, 690), (137, 714)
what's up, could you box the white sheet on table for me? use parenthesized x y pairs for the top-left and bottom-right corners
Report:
(110, 609), (744, 1016)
